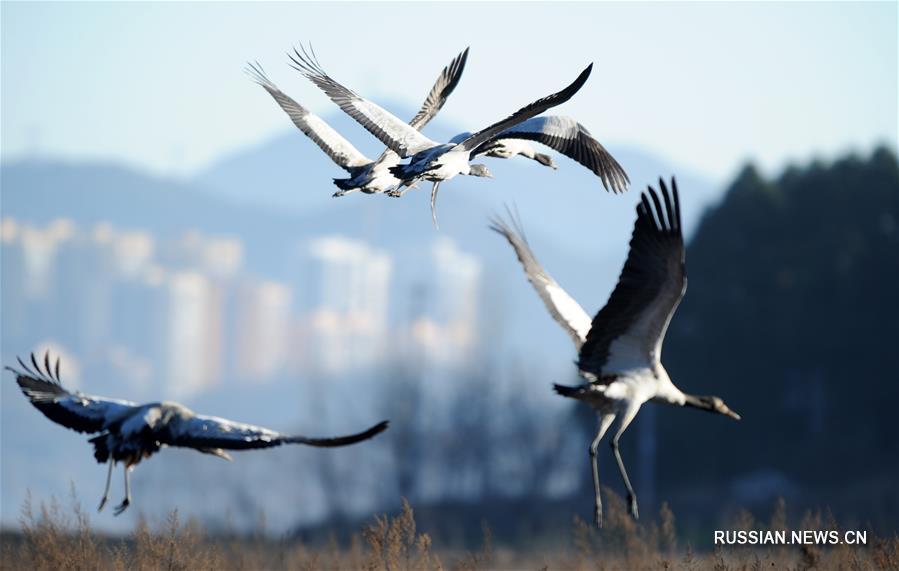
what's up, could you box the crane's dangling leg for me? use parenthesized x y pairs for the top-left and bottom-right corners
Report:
(113, 465), (132, 516)
(611, 405), (641, 520)
(386, 180), (418, 198)
(97, 461), (114, 512)
(430, 181), (442, 229)
(590, 413), (616, 528)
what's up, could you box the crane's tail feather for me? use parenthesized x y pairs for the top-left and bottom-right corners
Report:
(89, 434), (110, 463)
(553, 383), (583, 398)
(285, 420), (389, 447)
(333, 177), (356, 191)
(388, 164), (406, 178)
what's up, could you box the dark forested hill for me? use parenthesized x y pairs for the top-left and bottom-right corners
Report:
(652, 146), (899, 527)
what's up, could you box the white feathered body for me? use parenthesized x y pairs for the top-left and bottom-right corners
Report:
(571, 364), (686, 415)
(393, 144), (470, 183)
(337, 153), (404, 193)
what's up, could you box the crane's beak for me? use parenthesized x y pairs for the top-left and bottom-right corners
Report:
(723, 407), (741, 421)
(713, 397), (741, 420)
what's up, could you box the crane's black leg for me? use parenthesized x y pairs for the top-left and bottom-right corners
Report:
(97, 461), (113, 512)
(387, 179), (418, 198)
(113, 465), (132, 516)
(590, 413), (616, 528)
(387, 184), (409, 198)
(611, 406), (641, 520)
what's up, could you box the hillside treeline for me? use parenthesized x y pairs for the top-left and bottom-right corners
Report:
(653, 146), (898, 527)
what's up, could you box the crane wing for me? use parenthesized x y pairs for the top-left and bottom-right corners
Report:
(408, 47), (469, 130)
(246, 62), (372, 171)
(164, 415), (389, 450)
(288, 46), (438, 158)
(7, 352), (138, 434)
(452, 64), (593, 153)
(490, 210), (592, 349)
(479, 116), (630, 194)
(578, 178), (686, 377)
(370, 47), (469, 169)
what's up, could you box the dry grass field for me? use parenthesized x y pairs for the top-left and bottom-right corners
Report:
(2, 489), (896, 570)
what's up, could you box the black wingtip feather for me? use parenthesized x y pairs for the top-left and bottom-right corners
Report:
(639, 193), (654, 227)
(660, 179), (675, 233)
(443, 47), (469, 96)
(287, 420), (390, 448)
(569, 63), (593, 95)
(9, 352), (66, 387)
(639, 176), (683, 237)
(553, 383), (581, 398)
(647, 186), (666, 231)
(671, 177), (681, 232)
(16, 355), (36, 377)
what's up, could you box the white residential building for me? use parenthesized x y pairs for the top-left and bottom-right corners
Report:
(298, 236), (392, 374)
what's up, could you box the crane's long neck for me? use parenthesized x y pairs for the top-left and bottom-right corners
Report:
(683, 394), (715, 411)
(683, 394), (741, 420)
(653, 365), (741, 419)
(649, 364), (688, 405)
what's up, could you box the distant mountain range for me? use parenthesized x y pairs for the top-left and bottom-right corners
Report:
(2, 108), (723, 377)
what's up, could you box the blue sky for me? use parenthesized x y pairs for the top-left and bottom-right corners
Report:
(2, 1), (896, 181)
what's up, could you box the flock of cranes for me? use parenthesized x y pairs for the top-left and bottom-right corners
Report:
(253, 45), (628, 225)
(8, 44), (739, 527)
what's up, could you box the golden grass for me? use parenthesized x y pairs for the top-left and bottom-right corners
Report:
(2, 487), (896, 571)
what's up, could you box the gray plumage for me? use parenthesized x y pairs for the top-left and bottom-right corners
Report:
(7, 352), (389, 515)
(489, 209), (592, 349)
(475, 116), (629, 194)
(248, 47), (469, 196)
(247, 61), (371, 172)
(288, 45), (441, 158)
(288, 45), (593, 225)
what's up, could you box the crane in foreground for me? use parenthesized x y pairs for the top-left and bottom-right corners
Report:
(490, 178), (740, 527)
(7, 353), (389, 516)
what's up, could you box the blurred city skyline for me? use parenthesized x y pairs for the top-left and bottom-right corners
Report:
(1, 215), (483, 400)
(1, 2), (896, 182)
